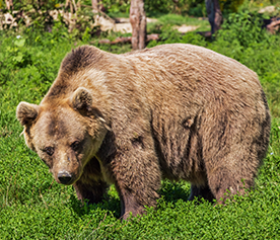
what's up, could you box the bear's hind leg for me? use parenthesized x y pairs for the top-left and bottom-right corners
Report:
(207, 166), (254, 203)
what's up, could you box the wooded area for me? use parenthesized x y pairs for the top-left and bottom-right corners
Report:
(1, 0), (280, 48)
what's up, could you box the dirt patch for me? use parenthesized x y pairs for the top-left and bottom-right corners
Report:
(173, 24), (199, 33)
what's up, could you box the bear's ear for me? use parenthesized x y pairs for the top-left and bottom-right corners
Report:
(71, 87), (111, 131)
(71, 87), (93, 114)
(16, 102), (39, 126)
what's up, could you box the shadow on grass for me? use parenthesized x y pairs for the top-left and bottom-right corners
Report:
(69, 193), (122, 218)
(2, 176), (212, 219)
(160, 180), (191, 202)
(0, 179), (60, 208)
(68, 180), (204, 219)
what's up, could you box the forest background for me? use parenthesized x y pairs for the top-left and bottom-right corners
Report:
(1, 0), (280, 239)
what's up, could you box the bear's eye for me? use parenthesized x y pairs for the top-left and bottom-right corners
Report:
(44, 147), (54, 156)
(71, 141), (80, 151)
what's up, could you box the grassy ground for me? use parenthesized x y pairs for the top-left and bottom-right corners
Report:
(147, 14), (210, 33)
(1, 11), (280, 239)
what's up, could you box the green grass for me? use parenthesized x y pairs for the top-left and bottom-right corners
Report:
(146, 14), (211, 35)
(1, 11), (280, 239)
(157, 14), (210, 30)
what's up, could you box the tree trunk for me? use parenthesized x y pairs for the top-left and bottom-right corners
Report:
(92, 0), (99, 13)
(5, 0), (13, 10)
(130, 0), (146, 50)
(205, 0), (223, 35)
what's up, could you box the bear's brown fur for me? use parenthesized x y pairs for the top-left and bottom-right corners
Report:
(16, 44), (270, 219)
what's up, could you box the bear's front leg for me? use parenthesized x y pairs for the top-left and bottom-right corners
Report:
(107, 139), (162, 219)
(118, 187), (146, 219)
(73, 179), (108, 204)
(188, 184), (215, 202)
(73, 157), (109, 204)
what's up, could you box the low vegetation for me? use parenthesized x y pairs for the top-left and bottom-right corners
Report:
(1, 1), (280, 239)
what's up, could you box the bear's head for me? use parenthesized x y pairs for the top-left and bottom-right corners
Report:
(16, 87), (109, 185)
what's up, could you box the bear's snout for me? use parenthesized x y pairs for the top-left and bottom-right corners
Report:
(58, 171), (73, 185)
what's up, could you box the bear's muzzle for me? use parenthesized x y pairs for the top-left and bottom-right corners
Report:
(57, 171), (73, 185)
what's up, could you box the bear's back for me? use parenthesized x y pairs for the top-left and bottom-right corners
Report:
(125, 44), (260, 94)
(122, 44), (262, 113)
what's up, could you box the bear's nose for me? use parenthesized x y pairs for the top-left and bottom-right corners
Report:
(58, 171), (72, 185)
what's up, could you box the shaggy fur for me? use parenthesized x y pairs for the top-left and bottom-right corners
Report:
(16, 44), (271, 219)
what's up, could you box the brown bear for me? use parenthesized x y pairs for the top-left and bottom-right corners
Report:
(16, 44), (270, 219)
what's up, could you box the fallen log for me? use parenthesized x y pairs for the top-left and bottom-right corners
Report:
(99, 33), (159, 45)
